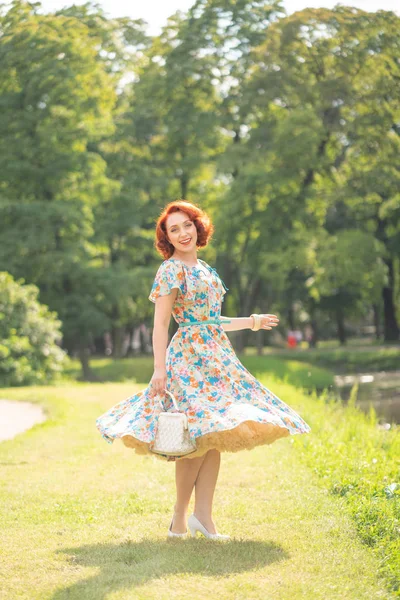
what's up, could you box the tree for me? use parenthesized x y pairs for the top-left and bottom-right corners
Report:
(0, 1), (118, 375)
(0, 272), (67, 386)
(215, 6), (400, 344)
(306, 230), (386, 345)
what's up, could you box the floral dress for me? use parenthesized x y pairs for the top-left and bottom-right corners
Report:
(95, 257), (311, 461)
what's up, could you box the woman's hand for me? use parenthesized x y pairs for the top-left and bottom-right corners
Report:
(150, 366), (167, 395)
(257, 314), (280, 330)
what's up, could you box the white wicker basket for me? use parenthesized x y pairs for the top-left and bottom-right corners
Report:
(151, 389), (197, 457)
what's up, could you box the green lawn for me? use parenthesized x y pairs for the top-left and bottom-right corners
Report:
(1, 372), (398, 599)
(63, 354), (334, 391)
(241, 355), (334, 390)
(246, 345), (400, 374)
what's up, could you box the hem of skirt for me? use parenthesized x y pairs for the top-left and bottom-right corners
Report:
(117, 418), (311, 462)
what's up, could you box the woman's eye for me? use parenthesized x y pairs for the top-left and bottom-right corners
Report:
(171, 222), (191, 232)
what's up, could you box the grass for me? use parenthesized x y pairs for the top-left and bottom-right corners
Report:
(291, 384), (400, 595)
(62, 354), (334, 391)
(240, 355), (334, 390)
(0, 381), (396, 599)
(246, 346), (400, 374)
(307, 337), (391, 349)
(63, 356), (156, 385)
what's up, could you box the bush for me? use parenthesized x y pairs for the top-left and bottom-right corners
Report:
(0, 272), (67, 386)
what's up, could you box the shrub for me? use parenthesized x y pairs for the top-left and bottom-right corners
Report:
(0, 272), (67, 386)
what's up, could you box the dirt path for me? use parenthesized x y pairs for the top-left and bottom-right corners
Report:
(0, 399), (46, 442)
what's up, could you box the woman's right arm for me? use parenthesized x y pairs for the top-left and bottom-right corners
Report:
(150, 287), (178, 394)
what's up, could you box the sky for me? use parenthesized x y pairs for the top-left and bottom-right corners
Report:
(35, 0), (400, 34)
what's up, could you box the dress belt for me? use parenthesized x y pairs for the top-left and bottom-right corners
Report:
(179, 318), (231, 328)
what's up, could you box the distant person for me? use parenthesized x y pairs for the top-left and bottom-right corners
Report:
(294, 329), (303, 343)
(287, 330), (297, 348)
(304, 324), (313, 344)
(96, 200), (311, 540)
(304, 324), (316, 348)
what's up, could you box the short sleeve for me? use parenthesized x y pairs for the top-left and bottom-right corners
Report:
(148, 261), (184, 303)
(205, 263), (228, 302)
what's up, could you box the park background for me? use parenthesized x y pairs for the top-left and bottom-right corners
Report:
(0, 0), (399, 598)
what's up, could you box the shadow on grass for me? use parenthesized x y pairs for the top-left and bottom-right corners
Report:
(53, 538), (288, 598)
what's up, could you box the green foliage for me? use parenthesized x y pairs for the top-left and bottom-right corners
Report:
(306, 229), (387, 317)
(212, 5), (400, 338)
(289, 384), (400, 594)
(0, 272), (67, 386)
(0, 0), (146, 359)
(0, 1), (116, 200)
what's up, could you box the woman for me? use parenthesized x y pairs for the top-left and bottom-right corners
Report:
(96, 200), (311, 540)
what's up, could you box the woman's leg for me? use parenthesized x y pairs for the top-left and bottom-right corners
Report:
(171, 454), (206, 533)
(193, 449), (221, 534)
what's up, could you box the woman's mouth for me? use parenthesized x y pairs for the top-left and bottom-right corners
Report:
(180, 238), (191, 246)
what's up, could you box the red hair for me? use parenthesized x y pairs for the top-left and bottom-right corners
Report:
(154, 200), (214, 259)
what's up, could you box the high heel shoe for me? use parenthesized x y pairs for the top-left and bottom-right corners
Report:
(188, 514), (230, 541)
(167, 515), (188, 539)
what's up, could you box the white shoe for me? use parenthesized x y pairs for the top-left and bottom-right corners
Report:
(167, 515), (188, 539)
(188, 514), (230, 540)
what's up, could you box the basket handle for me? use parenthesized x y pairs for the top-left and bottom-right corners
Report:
(158, 388), (180, 412)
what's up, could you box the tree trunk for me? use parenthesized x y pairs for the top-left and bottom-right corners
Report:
(309, 302), (318, 348)
(256, 330), (264, 355)
(310, 320), (318, 347)
(287, 305), (295, 330)
(125, 327), (135, 357)
(92, 334), (106, 355)
(382, 258), (399, 342)
(372, 304), (381, 340)
(122, 328), (133, 357)
(336, 305), (346, 346)
(234, 277), (261, 353)
(78, 344), (98, 381)
(233, 330), (246, 353)
(62, 336), (75, 356)
(112, 325), (126, 358)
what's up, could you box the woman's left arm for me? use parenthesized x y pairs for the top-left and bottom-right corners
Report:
(220, 315), (279, 332)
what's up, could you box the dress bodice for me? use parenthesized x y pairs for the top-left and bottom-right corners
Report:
(148, 258), (228, 325)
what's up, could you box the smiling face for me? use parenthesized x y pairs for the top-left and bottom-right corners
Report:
(165, 210), (198, 257)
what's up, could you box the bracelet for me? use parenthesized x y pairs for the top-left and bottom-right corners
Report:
(250, 313), (262, 331)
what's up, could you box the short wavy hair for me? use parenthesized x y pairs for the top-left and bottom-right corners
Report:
(154, 200), (214, 259)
